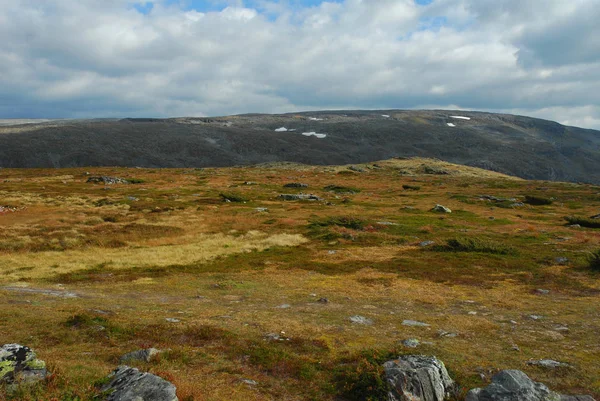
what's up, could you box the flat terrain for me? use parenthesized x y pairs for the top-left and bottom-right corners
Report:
(1, 158), (599, 400)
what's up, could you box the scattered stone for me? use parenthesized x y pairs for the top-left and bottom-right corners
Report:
(119, 348), (161, 364)
(255, 207), (268, 212)
(431, 204), (452, 213)
(535, 289), (550, 295)
(512, 345), (521, 352)
(0, 344), (49, 384)
(278, 193), (322, 201)
(568, 224), (581, 228)
(99, 366), (178, 401)
(377, 221), (398, 226)
(275, 304), (291, 309)
(438, 330), (458, 338)
(165, 318), (180, 323)
(350, 315), (373, 325)
(529, 315), (543, 321)
(283, 183), (308, 188)
(317, 298), (329, 304)
(468, 311), (478, 315)
(348, 166), (366, 173)
(328, 250), (337, 255)
(2, 286), (79, 298)
(401, 339), (420, 348)
(402, 320), (430, 327)
(554, 325), (569, 332)
(419, 240), (436, 247)
(87, 176), (130, 185)
(242, 379), (258, 386)
(264, 331), (289, 342)
(127, 196), (139, 201)
(554, 257), (569, 265)
(243, 181), (257, 185)
(528, 359), (571, 369)
(384, 355), (455, 401)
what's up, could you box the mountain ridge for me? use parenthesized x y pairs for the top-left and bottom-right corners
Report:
(1, 109), (599, 184)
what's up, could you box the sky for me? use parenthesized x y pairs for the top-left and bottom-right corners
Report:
(1, 0), (599, 129)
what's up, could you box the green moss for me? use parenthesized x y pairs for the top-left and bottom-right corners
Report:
(0, 360), (16, 378)
(25, 359), (46, 370)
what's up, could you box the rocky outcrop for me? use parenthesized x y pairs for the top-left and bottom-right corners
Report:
(278, 193), (322, 201)
(465, 370), (596, 401)
(0, 344), (49, 384)
(384, 355), (455, 401)
(283, 182), (309, 188)
(87, 176), (130, 184)
(99, 366), (178, 401)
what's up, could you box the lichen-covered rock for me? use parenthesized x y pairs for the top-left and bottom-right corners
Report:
(278, 193), (322, 201)
(0, 344), (49, 384)
(431, 204), (452, 213)
(465, 370), (560, 401)
(384, 355), (455, 401)
(119, 348), (161, 364)
(99, 366), (178, 401)
(466, 370), (596, 401)
(87, 176), (129, 185)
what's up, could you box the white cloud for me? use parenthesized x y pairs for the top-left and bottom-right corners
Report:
(0, 0), (598, 129)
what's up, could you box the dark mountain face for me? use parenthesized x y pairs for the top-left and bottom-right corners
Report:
(0, 110), (599, 183)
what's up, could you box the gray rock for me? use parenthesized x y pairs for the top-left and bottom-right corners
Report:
(535, 289), (550, 295)
(465, 370), (558, 401)
(283, 183), (309, 188)
(119, 348), (161, 364)
(431, 204), (452, 213)
(402, 339), (420, 348)
(528, 359), (571, 369)
(2, 286), (79, 298)
(99, 366), (178, 401)
(165, 318), (180, 323)
(384, 355), (455, 401)
(419, 241), (436, 247)
(278, 193), (322, 201)
(350, 315), (373, 325)
(402, 319), (430, 327)
(554, 257), (569, 265)
(465, 370), (594, 401)
(0, 344), (49, 384)
(317, 298), (329, 304)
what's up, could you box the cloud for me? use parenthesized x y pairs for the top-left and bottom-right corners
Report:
(0, 0), (598, 129)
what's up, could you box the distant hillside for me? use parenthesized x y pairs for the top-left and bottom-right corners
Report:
(1, 110), (599, 183)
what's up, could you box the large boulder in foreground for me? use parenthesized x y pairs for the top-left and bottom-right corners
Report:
(465, 370), (596, 401)
(0, 344), (49, 384)
(99, 366), (178, 401)
(384, 355), (455, 401)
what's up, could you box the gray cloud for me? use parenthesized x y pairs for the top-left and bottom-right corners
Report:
(0, 0), (599, 129)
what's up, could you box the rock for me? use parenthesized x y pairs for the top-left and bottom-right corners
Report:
(402, 339), (420, 348)
(2, 286), (79, 298)
(0, 344), (49, 384)
(255, 207), (268, 212)
(99, 366), (178, 401)
(465, 370), (559, 401)
(87, 176), (129, 185)
(554, 257), (569, 265)
(350, 315), (373, 325)
(384, 355), (455, 401)
(535, 289), (550, 295)
(283, 183), (309, 188)
(431, 204), (452, 213)
(402, 320), (430, 327)
(529, 315), (543, 321)
(419, 240), (436, 247)
(528, 359), (571, 369)
(317, 297), (329, 304)
(119, 348), (161, 364)
(242, 379), (258, 386)
(465, 370), (594, 401)
(438, 330), (458, 338)
(165, 318), (180, 323)
(275, 304), (291, 309)
(278, 193), (322, 201)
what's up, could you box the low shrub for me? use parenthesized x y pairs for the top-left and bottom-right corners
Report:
(524, 195), (553, 205)
(324, 185), (361, 194)
(309, 216), (366, 230)
(588, 249), (600, 271)
(435, 238), (516, 255)
(565, 216), (600, 228)
(402, 184), (421, 191)
(219, 192), (248, 203)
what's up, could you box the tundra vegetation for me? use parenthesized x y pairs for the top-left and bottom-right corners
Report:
(0, 157), (599, 400)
